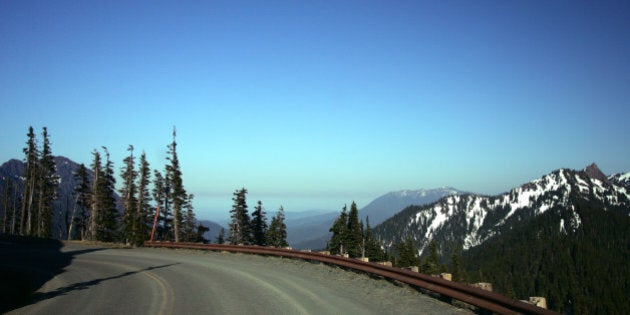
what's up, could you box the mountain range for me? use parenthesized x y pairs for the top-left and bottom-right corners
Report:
(374, 163), (629, 255)
(372, 163), (630, 313)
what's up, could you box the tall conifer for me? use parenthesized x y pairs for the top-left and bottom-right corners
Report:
(136, 151), (152, 244)
(166, 127), (186, 242)
(364, 216), (385, 261)
(328, 205), (348, 255)
(267, 206), (288, 247)
(251, 200), (268, 246)
(346, 201), (363, 258)
(99, 147), (118, 241)
(120, 145), (138, 244)
(89, 150), (102, 241)
(21, 126), (39, 236)
(183, 194), (197, 242)
(35, 127), (58, 237)
(228, 188), (250, 244)
(69, 163), (91, 240)
(152, 170), (170, 240)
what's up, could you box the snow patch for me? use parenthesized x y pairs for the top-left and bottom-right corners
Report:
(575, 175), (589, 193)
(570, 208), (581, 231)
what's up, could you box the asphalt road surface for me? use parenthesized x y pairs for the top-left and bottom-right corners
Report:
(9, 242), (468, 314)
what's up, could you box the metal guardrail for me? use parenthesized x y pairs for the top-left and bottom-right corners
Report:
(144, 241), (557, 315)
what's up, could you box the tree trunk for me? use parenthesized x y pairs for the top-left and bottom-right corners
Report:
(25, 177), (35, 236)
(67, 195), (79, 240)
(173, 208), (180, 243)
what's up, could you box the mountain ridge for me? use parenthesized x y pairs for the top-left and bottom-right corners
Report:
(374, 165), (629, 255)
(372, 164), (629, 313)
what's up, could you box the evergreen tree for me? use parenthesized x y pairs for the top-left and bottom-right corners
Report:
(395, 238), (420, 267)
(216, 228), (226, 244)
(363, 216), (386, 261)
(69, 163), (91, 240)
(228, 188), (250, 244)
(267, 206), (288, 247)
(120, 145), (138, 244)
(89, 147), (118, 241)
(346, 201), (363, 258)
(251, 200), (268, 246)
(89, 149), (102, 241)
(21, 126), (39, 236)
(152, 170), (171, 240)
(166, 127), (187, 242)
(35, 127), (58, 237)
(99, 147), (118, 241)
(135, 152), (152, 245)
(450, 250), (466, 282)
(182, 194), (197, 242)
(421, 240), (441, 274)
(328, 205), (348, 255)
(194, 223), (209, 243)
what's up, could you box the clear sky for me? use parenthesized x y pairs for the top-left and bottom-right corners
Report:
(1, 1), (629, 222)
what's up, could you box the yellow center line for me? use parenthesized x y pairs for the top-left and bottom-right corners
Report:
(142, 270), (175, 315)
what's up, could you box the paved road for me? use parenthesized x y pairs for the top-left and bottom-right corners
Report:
(9, 242), (467, 314)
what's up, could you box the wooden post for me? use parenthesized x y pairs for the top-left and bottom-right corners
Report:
(150, 205), (160, 242)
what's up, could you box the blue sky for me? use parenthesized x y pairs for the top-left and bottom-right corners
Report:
(1, 1), (629, 222)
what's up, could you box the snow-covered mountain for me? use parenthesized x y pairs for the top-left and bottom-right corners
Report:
(374, 163), (630, 256)
(609, 171), (630, 188)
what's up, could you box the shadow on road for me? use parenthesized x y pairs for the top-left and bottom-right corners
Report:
(0, 236), (118, 313)
(30, 262), (179, 303)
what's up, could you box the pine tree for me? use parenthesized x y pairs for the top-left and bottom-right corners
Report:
(89, 149), (102, 241)
(183, 194), (197, 242)
(346, 201), (363, 258)
(152, 170), (170, 240)
(35, 127), (58, 237)
(421, 240), (441, 274)
(120, 145), (138, 244)
(328, 205), (348, 255)
(267, 206), (288, 247)
(166, 127), (187, 242)
(21, 126), (39, 236)
(89, 147), (118, 241)
(195, 223), (209, 243)
(135, 151), (152, 245)
(363, 216), (386, 261)
(395, 238), (420, 268)
(99, 147), (118, 241)
(228, 188), (250, 244)
(251, 200), (268, 246)
(450, 250), (467, 282)
(69, 163), (91, 240)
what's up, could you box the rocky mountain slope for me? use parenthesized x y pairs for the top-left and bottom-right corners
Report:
(373, 164), (629, 313)
(374, 163), (629, 256)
